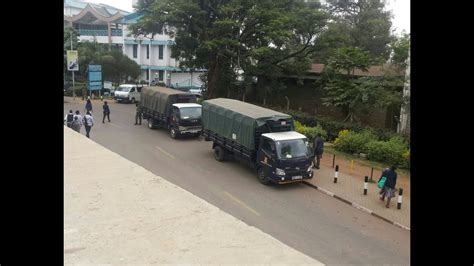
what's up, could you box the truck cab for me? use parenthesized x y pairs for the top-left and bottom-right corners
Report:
(169, 103), (203, 138)
(114, 84), (143, 103)
(256, 131), (314, 184)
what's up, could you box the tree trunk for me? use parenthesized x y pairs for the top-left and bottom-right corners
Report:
(207, 55), (221, 99)
(284, 96), (290, 111)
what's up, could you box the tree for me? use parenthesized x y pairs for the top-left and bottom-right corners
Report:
(322, 47), (379, 122)
(100, 50), (141, 84)
(129, 0), (328, 99)
(321, 47), (404, 122)
(75, 41), (140, 84)
(390, 32), (410, 68)
(320, 0), (393, 60)
(64, 26), (79, 52)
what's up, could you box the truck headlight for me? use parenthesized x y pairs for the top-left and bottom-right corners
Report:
(307, 163), (313, 172)
(178, 126), (186, 130)
(275, 168), (285, 176)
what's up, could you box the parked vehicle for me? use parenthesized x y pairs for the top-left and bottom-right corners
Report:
(201, 98), (314, 185)
(141, 86), (202, 139)
(114, 84), (143, 103)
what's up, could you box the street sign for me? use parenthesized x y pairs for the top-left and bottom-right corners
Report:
(67, 50), (79, 71)
(88, 64), (102, 91)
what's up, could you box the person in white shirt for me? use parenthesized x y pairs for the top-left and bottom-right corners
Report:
(83, 111), (94, 138)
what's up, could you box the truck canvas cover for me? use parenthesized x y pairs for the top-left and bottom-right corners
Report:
(141, 86), (197, 117)
(202, 98), (293, 150)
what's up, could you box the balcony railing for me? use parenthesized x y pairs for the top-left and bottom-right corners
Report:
(77, 29), (122, 36)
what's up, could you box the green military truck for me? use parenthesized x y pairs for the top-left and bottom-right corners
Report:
(202, 98), (314, 185)
(141, 86), (202, 138)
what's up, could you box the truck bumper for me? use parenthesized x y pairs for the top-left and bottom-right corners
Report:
(270, 170), (313, 184)
(178, 126), (202, 135)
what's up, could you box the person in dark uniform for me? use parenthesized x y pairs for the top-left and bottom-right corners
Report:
(134, 102), (142, 125)
(313, 133), (324, 169)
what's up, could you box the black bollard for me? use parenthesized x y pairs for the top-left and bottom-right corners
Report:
(397, 188), (403, 209)
(370, 167), (374, 182)
(334, 165), (339, 183)
(364, 176), (368, 195)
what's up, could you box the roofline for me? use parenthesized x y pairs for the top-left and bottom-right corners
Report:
(64, 3), (125, 23)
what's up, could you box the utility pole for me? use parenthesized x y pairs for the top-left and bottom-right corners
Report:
(71, 32), (76, 101)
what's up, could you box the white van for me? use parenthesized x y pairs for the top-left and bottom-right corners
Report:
(114, 84), (143, 103)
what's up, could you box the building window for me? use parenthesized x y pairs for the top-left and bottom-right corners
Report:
(133, 44), (137, 58)
(159, 45), (163, 60)
(146, 70), (149, 80)
(159, 70), (164, 81)
(146, 45), (149, 59)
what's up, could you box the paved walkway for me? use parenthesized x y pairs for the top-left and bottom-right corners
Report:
(305, 156), (410, 230)
(64, 126), (323, 264)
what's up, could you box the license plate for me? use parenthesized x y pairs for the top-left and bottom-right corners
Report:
(292, 175), (303, 180)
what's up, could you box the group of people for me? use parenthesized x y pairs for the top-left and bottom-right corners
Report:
(311, 133), (398, 208)
(64, 99), (112, 138)
(64, 109), (94, 138)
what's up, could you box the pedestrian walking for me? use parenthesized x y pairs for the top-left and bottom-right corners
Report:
(71, 116), (82, 133)
(83, 111), (94, 138)
(102, 101), (111, 123)
(73, 110), (83, 133)
(85, 99), (93, 114)
(134, 102), (142, 125)
(379, 165), (398, 208)
(64, 110), (74, 128)
(313, 133), (324, 169)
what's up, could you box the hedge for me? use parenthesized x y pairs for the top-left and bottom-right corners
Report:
(294, 120), (327, 144)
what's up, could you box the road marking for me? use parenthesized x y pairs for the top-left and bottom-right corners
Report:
(223, 191), (261, 216)
(108, 123), (123, 128)
(155, 146), (176, 159)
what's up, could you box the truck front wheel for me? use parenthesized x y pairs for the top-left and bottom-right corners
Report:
(257, 167), (271, 185)
(170, 128), (179, 139)
(214, 146), (226, 162)
(148, 118), (155, 129)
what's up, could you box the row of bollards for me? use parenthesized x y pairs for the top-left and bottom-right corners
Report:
(331, 162), (403, 209)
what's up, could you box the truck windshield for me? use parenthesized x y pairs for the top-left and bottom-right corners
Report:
(116, 86), (131, 92)
(275, 138), (311, 160)
(179, 107), (201, 119)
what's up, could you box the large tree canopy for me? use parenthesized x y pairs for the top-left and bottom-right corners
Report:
(129, 0), (328, 98)
(314, 0), (393, 62)
(321, 47), (401, 122)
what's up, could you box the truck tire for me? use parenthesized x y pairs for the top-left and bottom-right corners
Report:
(131, 97), (136, 104)
(148, 118), (155, 129)
(257, 167), (271, 185)
(214, 146), (226, 162)
(170, 128), (179, 139)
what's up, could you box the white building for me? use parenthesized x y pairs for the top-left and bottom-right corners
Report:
(64, 0), (204, 91)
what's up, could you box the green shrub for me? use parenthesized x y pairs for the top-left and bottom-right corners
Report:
(365, 136), (409, 168)
(333, 129), (378, 154)
(318, 119), (365, 141)
(65, 86), (87, 97)
(294, 120), (327, 143)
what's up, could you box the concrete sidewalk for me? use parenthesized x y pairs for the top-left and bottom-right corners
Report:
(305, 163), (410, 230)
(64, 126), (323, 264)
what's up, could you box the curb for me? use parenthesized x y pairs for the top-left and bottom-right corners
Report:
(302, 181), (410, 231)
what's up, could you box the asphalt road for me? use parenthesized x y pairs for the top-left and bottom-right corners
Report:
(64, 97), (410, 265)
